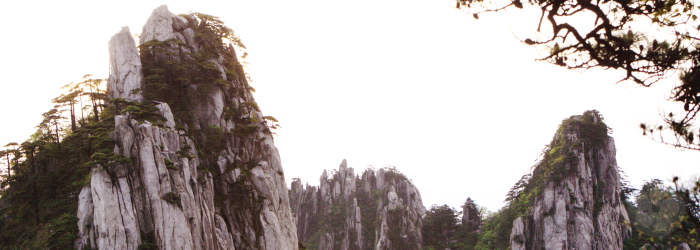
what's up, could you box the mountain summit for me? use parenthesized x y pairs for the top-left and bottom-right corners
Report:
(75, 5), (297, 250)
(508, 111), (631, 249)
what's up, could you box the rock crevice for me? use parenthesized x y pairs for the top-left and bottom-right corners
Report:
(290, 160), (426, 250)
(509, 111), (631, 250)
(76, 5), (297, 250)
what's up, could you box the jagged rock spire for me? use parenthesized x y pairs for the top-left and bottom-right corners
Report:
(140, 5), (181, 44)
(77, 5), (298, 250)
(107, 26), (143, 101)
(509, 111), (631, 250)
(290, 160), (426, 249)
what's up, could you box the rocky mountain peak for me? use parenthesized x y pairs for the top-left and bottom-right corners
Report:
(509, 110), (631, 250)
(75, 5), (297, 250)
(291, 160), (425, 250)
(140, 5), (179, 44)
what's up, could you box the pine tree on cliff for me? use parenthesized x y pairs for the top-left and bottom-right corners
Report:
(38, 109), (64, 149)
(423, 204), (461, 249)
(0, 73), (118, 248)
(52, 89), (81, 132)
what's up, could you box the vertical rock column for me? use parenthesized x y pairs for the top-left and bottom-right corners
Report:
(107, 26), (143, 101)
(78, 4), (298, 250)
(290, 160), (426, 250)
(509, 112), (631, 250)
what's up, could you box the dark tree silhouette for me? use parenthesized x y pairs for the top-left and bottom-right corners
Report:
(458, 0), (700, 150)
(423, 204), (461, 249)
(52, 90), (81, 132)
(39, 109), (64, 149)
(4, 142), (18, 175)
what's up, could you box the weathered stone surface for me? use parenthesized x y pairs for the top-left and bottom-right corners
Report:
(75, 187), (95, 250)
(155, 102), (176, 128)
(77, 5), (297, 250)
(107, 26), (142, 101)
(510, 112), (631, 250)
(290, 160), (425, 250)
(140, 5), (175, 44)
(183, 28), (197, 49)
(510, 217), (526, 250)
(172, 15), (189, 31)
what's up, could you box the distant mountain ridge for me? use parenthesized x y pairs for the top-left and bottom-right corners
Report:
(290, 160), (426, 250)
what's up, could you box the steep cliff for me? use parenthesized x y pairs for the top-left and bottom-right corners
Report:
(289, 160), (426, 250)
(508, 111), (631, 250)
(75, 5), (297, 250)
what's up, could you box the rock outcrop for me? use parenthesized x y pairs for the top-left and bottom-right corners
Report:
(107, 26), (142, 102)
(75, 5), (297, 250)
(290, 160), (426, 250)
(509, 111), (631, 250)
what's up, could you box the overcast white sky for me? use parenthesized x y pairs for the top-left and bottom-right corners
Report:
(0, 0), (698, 212)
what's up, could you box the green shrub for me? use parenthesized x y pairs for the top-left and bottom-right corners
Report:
(138, 243), (158, 250)
(162, 192), (182, 208)
(164, 158), (178, 170)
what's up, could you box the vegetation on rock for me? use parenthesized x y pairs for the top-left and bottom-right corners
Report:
(292, 165), (422, 250)
(420, 111), (622, 249)
(0, 9), (284, 249)
(624, 179), (700, 248)
(0, 75), (113, 249)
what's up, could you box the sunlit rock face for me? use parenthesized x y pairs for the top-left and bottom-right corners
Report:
(509, 111), (631, 250)
(290, 160), (426, 250)
(107, 26), (143, 102)
(75, 5), (297, 250)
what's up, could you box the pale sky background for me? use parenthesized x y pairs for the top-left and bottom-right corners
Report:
(0, 0), (698, 213)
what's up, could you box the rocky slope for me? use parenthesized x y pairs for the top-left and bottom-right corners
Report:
(75, 5), (297, 250)
(289, 160), (426, 250)
(508, 111), (631, 250)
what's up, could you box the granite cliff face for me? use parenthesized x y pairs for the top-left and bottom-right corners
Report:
(509, 111), (631, 250)
(75, 5), (297, 250)
(289, 160), (426, 250)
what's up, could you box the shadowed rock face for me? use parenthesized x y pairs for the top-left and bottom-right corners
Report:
(510, 112), (631, 250)
(75, 5), (297, 250)
(290, 160), (426, 250)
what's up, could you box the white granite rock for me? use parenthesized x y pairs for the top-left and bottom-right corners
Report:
(107, 27), (142, 101)
(510, 114), (631, 250)
(140, 5), (175, 44)
(76, 187), (95, 250)
(90, 168), (140, 249)
(510, 217), (526, 250)
(290, 160), (425, 250)
(78, 5), (298, 250)
(155, 102), (176, 128)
